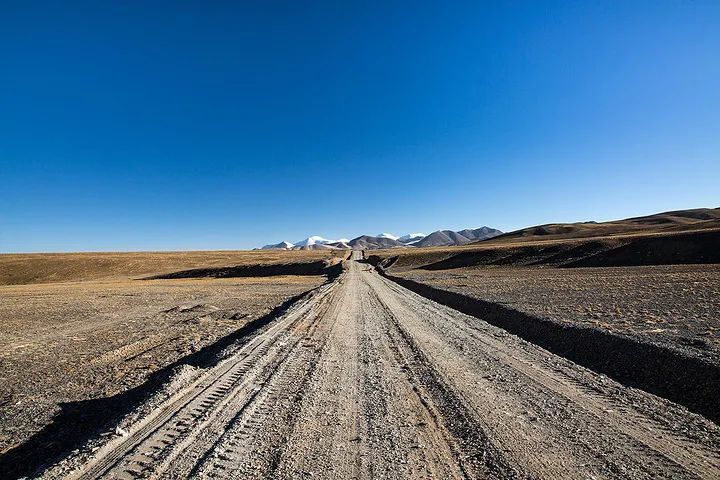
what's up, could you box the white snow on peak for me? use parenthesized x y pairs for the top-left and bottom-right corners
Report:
(376, 233), (398, 240)
(398, 233), (426, 242)
(294, 236), (350, 247)
(260, 240), (295, 250)
(294, 236), (332, 247)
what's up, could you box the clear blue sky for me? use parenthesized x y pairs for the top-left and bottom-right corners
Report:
(1, 1), (718, 252)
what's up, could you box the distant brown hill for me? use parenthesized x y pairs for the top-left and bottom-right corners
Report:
(367, 207), (720, 271)
(414, 227), (503, 247)
(486, 208), (720, 244)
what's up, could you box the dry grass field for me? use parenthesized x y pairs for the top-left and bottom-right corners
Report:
(0, 249), (341, 285)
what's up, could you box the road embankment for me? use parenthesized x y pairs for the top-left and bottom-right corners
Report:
(0, 277), (333, 479)
(372, 265), (720, 424)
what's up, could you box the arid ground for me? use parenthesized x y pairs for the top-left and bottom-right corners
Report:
(1, 234), (719, 479)
(0, 250), (339, 477)
(393, 265), (720, 356)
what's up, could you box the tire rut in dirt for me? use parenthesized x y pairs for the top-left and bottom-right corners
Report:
(368, 271), (720, 479)
(356, 290), (466, 479)
(368, 287), (522, 479)
(73, 282), (339, 480)
(272, 264), (470, 479)
(185, 286), (341, 479)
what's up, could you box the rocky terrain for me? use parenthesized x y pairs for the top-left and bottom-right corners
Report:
(0, 250), (338, 476)
(395, 264), (720, 361)
(15, 254), (720, 480)
(2, 207), (719, 479)
(0, 275), (330, 467)
(362, 208), (720, 424)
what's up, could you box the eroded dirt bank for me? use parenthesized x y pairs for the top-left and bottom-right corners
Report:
(376, 265), (720, 423)
(33, 256), (720, 479)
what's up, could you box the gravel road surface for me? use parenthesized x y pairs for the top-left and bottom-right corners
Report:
(43, 252), (720, 479)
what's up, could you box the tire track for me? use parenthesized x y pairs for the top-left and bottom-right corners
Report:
(42, 254), (720, 480)
(367, 268), (720, 479)
(68, 280), (339, 480)
(184, 279), (342, 479)
(368, 287), (521, 479)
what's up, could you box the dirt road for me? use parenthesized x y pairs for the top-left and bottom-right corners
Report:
(43, 252), (720, 479)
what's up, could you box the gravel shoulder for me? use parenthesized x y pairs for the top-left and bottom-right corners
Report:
(0, 276), (326, 458)
(393, 264), (720, 363)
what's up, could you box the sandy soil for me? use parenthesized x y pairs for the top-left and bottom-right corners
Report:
(0, 276), (326, 457)
(396, 264), (720, 361)
(31, 257), (720, 479)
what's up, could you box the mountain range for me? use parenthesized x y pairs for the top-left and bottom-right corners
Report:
(259, 227), (502, 250)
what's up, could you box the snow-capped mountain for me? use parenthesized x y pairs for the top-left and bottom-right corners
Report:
(398, 233), (426, 244)
(258, 227), (501, 250)
(294, 236), (341, 247)
(294, 236), (329, 247)
(376, 233), (398, 240)
(260, 241), (295, 250)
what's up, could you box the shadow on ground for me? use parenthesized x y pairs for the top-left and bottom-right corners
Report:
(145, 260), (342, 280)
(379, 271), (720, 425)
(0, 289), (319, 479)
(369, 230), (720, 272)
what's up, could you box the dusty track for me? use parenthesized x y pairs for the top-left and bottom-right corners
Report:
(42, 252), (720, 479)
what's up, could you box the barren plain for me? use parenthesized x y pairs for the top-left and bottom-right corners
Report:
(0, 249), (338, 285)
(0, 250), (338, 476)
(26, 255), (720, 480)
(1, 234), (719, 479)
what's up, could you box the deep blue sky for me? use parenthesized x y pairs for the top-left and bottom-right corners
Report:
(1, 1), (718, 252)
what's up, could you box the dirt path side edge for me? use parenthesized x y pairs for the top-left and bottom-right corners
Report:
(376, 268), (720, 424)
(0, 284), (330, 480)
